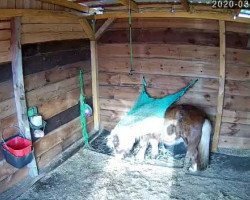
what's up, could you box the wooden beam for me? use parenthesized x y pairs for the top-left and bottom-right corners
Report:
(0, 9), (77, 19)
(118, 0), (139, 12)
(180, 0), (190, 12)
(38, 0), (89, 12)
(79, 18), (94, 40)
(95, 18), (115, 40)
(212, 20), (226, 152)
(90, 40), (100, 130)
(93, 11), (250, 24)
(11, 17), (38, 177)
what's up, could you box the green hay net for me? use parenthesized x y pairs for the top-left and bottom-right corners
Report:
(113, 78), (198, 134)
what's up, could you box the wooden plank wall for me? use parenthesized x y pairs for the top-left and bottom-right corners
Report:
(0, 20), (11, 63)
(0, 0), (65, 10)
(0, 39), (93, 193)
(21, 15), (87, 44)
(97, 18), (250, 150)
(219, 22), (250, 149)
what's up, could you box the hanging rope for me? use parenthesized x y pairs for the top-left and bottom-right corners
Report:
(128, 0), (134, 76)
(79, 69), (89, 148)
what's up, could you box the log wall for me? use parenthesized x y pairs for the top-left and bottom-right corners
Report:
(0, 0), (65, 10)
(97, 18), (250, 150)
(0, 39), (93, 193)
(21, 15), (87, 44)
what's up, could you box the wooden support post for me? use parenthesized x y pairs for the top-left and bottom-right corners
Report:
(212, 20), (226, 152)
(90, 40), (100, 130)
(95, 18), (115, 40)
(11, 17), (38, 177)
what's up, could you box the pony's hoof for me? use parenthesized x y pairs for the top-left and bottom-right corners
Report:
(189, 163), (198, 172)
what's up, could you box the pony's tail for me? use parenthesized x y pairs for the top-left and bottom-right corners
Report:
(198, 119), (212, 170)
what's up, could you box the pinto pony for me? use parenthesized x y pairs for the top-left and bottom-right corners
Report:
(162, 105), (212, 171)
(107, 104), (212, 172)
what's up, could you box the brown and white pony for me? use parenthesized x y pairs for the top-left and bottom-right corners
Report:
(107, 105), (212, 172)
(161, 105), (212, 171)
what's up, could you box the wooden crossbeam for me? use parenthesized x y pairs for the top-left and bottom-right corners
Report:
(79, 18), (95, 40)
(118, 0), (139, 12)
(38, 0), (89, 12)
(0, 9), (77, 19)
(180, 0), (190, 12)
(212, 20), (226, 152)
(11, 17), (39, 177)
(93, 11), (250, 24)
(95, 18), (115, 40)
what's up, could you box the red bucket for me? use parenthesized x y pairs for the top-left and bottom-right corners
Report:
(1, 126), (32, 157)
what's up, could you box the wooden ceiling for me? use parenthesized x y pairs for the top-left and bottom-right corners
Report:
(33, 0), (250, 24)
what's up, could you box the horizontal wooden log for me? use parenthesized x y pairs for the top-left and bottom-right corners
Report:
(223, 109), (250, 125)
(26, 76), (79, 107)
(0, 80), (13, 102)
(224, 95), (250, 112)
(0, 51), (11, 63)
(34, 116), (93, 158)
(0, 98), (16, 120)
(226, 22), (250, 33)
(226, 65), (250, 81)
(0, 74), (90, 120)
(110, 18), (219, 31)
(0, 40), (10, 52)
(100, 29), (219, 46)
(21, 32), (87, 44)
(0, 160), (18, 182)
(38, 86), (91, 120)
(99, 72), (219, 93)
(23, 50), (90, 76)
(99, 85), (217, 107)
(0, 166), (29, 194)
(98, 57), (219, 79)
(0, 21), (10, 29)
(218, 136), (250, 149)
(36, 117), (93, 169)
(98, 43), (219, 62)
(220, 122), (250, 137)
(98, 43), (250, 67)
(22, 39), (89, 57)
(0, 62), (91, 103)
(0, 29), (10, 40)
(0, 114), (18, 139)
(21, 15), (79, 24)
(225, 80), (250, 96)
(22, 23), (83, 33)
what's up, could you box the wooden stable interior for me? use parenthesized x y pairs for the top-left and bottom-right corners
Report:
(0, 0), (250, 196)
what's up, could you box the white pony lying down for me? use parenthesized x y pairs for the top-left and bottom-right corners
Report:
(107, 105), (212, 172)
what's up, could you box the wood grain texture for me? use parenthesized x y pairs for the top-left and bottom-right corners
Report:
(212, 21), (226, 152)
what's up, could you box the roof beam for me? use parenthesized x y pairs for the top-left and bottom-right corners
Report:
(93, 11), (250, 24)
(95, 18), (115, 40)
(38, 0), (89, 12)
(180, 0), (190, 12)
(79, 18), (95, 40)
(0, 9), (77, 19)
(117, 0), (139, 12)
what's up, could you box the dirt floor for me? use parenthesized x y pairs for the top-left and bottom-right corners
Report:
(16, 148), (250, 200)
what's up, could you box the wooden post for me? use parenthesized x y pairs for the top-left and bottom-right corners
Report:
(212, 20), (226, 152)
(90, 40), (100, 130)
(11, 17), (38, 177)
